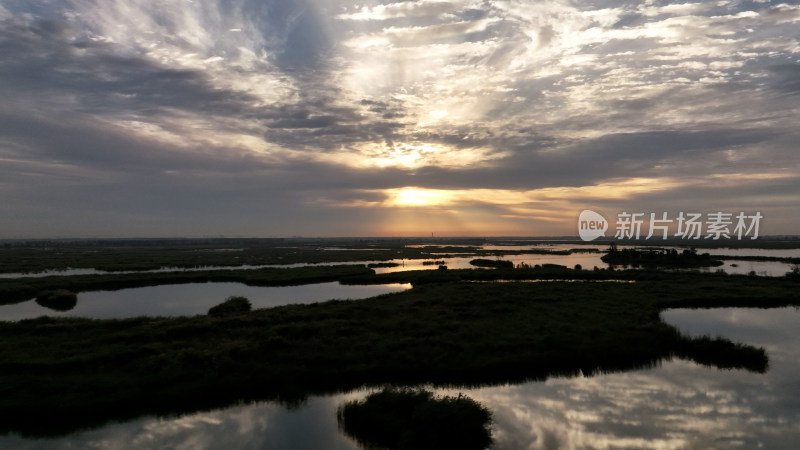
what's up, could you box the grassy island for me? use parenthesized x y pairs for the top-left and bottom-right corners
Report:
(337, 388), (493, 450)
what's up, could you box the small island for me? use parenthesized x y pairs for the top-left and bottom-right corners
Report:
(469, 258), (514, 269)
(367, 262), (401, 268)
(337, 388), (493, 450)
(35, 290), (78, 312)
(601, 244), (723, 268)
(422, 260), (446, 266)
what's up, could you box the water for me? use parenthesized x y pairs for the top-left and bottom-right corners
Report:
(478, 244), (797, 276)
(0, 282), (411, 321)
(694, 247), (800, 258)
(457, 307), (800, 449)
(687, 259), (794, 277)
(370, 254), (607, 273)
(4, 307), (797, 448)
(0, 264), (370, 279)
(2, 244), (796, 279)
(3, 256), (792, 278)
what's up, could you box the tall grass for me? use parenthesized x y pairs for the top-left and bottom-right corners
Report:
(0, 269), (796, 436)
(337, 388), (492, 450)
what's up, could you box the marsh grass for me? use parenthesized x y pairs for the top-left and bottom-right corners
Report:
(2, 238), (798, 274)
(337, 388), (492, 450)
(469, 259), (514, 268)
(208, 296), (251, 316)
(0, 239), (493, 274)
(0, 264), (375, 306)
(0, 268), (797, 436)
(601, 248), (724, 268)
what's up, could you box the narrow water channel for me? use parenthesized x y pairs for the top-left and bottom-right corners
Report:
(0, 282), (411, 321)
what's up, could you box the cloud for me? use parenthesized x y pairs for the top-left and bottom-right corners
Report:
(337, 1), (458, 21)
(766, 62), (800, 96)
(0, 0), (798, 237)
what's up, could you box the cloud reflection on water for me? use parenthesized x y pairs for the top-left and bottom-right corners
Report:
(2, 308), (798, 449)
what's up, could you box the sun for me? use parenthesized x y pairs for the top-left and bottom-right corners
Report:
(393, 188), (442, 207)
(385, 187), (454, 207)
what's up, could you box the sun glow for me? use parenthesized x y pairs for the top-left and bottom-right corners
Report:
(366, 178), (688, 235)
(385, 187), (457, 207)
(378, 178), (679, 210)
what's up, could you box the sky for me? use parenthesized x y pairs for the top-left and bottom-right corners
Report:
(0, 0), (798, 238)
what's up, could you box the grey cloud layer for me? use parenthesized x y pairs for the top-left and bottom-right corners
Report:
(0, 0), (798, 236)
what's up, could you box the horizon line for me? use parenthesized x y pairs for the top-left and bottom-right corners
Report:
(2, 235), (800, 241)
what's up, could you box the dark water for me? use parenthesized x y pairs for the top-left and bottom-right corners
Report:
(3, 307), (797, 449)
(0, 282), (411, 321)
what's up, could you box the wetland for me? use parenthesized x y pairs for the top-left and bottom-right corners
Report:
(0, 238), (799, 448)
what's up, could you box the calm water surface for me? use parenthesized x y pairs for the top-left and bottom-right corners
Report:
(2, 244), (796, 279)
(0, 282), (411, 321)
(3, 307), (797, 449)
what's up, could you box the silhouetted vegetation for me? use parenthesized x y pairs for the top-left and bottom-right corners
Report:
(0, 240), (435, 273)
(469, 258), (514, 268)
(0, 265), (375, 306)
(208, 296), (251, 317)
(602, 247), (724, 268)
(1, 237), (798, 274)
(34, 290), (77, 312)
(1, 241), (798, 437)
(673, 335), (768, 371)
(340, 264), (648, 286)
(569, 248), (603, 253)
(1, 268), (796, 437)
(368, 262), (401, 268)
(337, 388), (492, 450)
